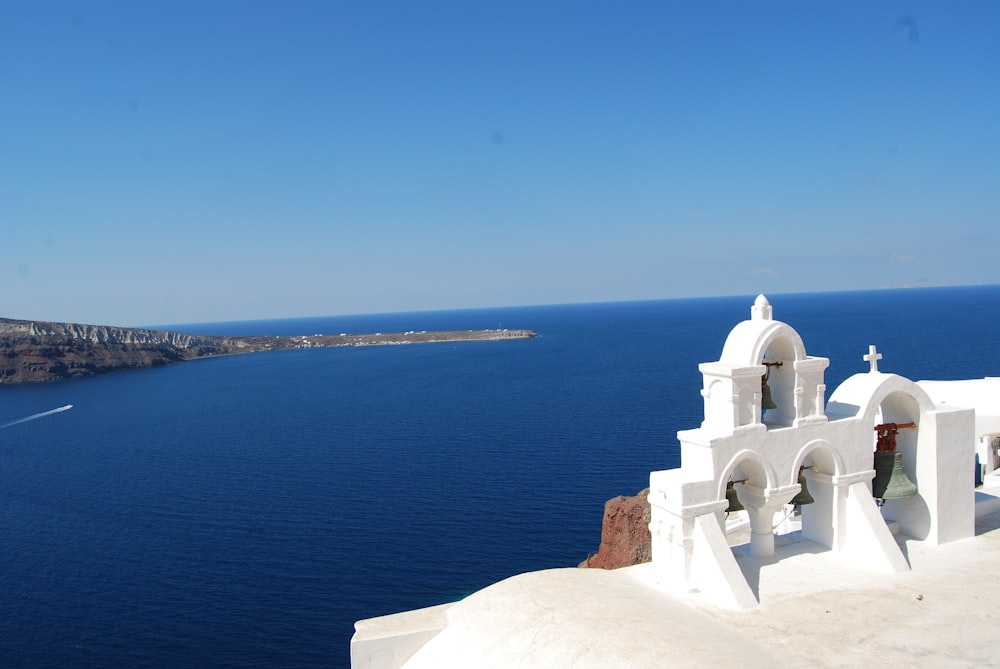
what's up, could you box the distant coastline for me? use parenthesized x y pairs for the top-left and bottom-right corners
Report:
(0, 317), (537, 384)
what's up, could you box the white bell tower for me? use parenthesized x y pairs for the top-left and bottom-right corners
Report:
(647, 295), (975, 609)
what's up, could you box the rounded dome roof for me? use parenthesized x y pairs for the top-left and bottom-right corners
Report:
(718, 296), (807, 366)
(401, 568), (778, 669)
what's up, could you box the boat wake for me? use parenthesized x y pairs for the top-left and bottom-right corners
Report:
(1, 404), (74, 429)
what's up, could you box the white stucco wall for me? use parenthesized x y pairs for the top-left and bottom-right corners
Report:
(649, 295), (977, 609)
(919, 378), (1000, 476)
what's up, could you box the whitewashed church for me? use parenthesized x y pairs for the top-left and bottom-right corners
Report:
(351, 295), (1000, 668)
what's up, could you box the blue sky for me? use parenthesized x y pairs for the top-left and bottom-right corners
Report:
(2, 2), (997, 326)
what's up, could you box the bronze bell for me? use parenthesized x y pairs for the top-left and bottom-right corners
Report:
(789, 469), (814, 506)
(761, 382), (778, 410)
(726, 481), (744, 513)
(872, 451), (918, 500)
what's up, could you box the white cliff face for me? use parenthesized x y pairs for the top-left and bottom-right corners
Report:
(0, 320), (34, 335)
(0, 318), (223, 349)
(0, 317), (254, 384)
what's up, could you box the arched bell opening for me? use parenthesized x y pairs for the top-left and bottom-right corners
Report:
(759, 335), (798, 428)
(715, 452), (772, 545)
(790, 442), (843, 549)
(873, 392), (929, 536)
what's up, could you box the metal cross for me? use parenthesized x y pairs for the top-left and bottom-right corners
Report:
(864, 345), (882, 373)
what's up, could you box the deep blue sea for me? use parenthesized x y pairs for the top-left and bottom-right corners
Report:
(2, 286), (998, 668)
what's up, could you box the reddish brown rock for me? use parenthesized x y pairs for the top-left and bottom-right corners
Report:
(579, 488), (651, 569)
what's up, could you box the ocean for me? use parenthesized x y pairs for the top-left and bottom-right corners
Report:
(1, 286), (998, 668)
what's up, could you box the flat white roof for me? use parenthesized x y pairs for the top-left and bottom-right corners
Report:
(355, 487), (1000, 668)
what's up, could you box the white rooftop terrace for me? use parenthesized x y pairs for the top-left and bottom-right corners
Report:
(353, 486), (1000, 668)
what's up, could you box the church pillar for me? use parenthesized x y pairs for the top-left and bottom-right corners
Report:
(739, 483), (800, 557)
(799, 469), (840, 550)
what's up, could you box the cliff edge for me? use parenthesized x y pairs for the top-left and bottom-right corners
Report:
(579, 488), (651, 569)
(0, 317), (536, 384)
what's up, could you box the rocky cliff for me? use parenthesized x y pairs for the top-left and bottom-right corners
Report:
(0, 318), (252, 384)
(579, 489), (651, 569)
(0, 319), (244, 349)
(0, 317), (536, 384)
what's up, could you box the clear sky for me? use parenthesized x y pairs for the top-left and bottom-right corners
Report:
(2, 2), (997, 326)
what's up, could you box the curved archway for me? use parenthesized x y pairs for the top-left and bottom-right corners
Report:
(715, 449), (775, 501)
(829, 374), (943, 541)
(718, 320), (820, 428)
(856, 376), (936, 428)
(720, 320), (808, 367)
(788, 440), (844, 550)
(792, 439), (843, 480)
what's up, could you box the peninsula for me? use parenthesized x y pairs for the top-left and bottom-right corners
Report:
(0, 317), (536, 384)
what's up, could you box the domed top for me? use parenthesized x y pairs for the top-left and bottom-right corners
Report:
(719, 295), (806, 365)
(400, 567), (778, 669)
(751, 294), (772, 321)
